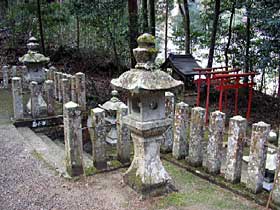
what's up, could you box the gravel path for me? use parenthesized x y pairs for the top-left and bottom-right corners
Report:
(0, 125), (153, 210)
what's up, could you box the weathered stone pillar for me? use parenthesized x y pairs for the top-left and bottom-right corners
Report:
(58, 72), (63, 102)
(44, 68), (49, 80)
(70, 75), (77, 102)
(12, 77), (24, 120)
(247, 121), (270, 193)
(62, 78), (70, 105)
(75, 72), (86, 112)
(63, 101), (84, 177)
(206, 111), (225, 174)
(48, 66), (56, 80)
(90, 108), (107, 169)
(188, 107), (205, 166)
(172, 102), (189, 159)
(272, 147), (280, 206)
(2, 65), (9, 88)
(53, 72), (58, 99)
(30, 81), (40, 118)
(116, 104), (131, 164)
(161, 92), (175, 152)
(225, 115), (247, 183)
(11, 65), (17, 77)
(44, 80), (55, 116)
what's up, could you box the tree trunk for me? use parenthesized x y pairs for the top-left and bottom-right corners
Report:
(128, 0), (138, 67)
(224, 1), (235, 68)
(207, 0), (221, 68)
(244, 7), (251, 74)
(106, 25), (120, 74)
(149, 0), (156, 36)
(164, 0), (168, 60)
(179, 0), (191, 55)
(76, 16), (80, 50)
(183, 0), (191, 55)
(142, 0), (148, 33)
(37, 0), (45, 54)
(278, 54), (280, 97)
(260, 68), (265, 92)
(0, 0), (8, 19)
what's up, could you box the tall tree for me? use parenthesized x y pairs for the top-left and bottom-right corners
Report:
(128, 0), (138, 67)
(149, 0), (156, 36)
(142, 0), (148, 32)
(164, 0), (169, 59)
(207, 0), (221, 68)
(37, 0), (45, 54)
(244, 2), (251, 74)
(224, 0), (235, 68)
(179, 0), (191, 55)
(0, 0), (8, 20)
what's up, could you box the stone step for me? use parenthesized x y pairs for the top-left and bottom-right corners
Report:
(17, 127), (93, 177)
(47, 136), (93, 168)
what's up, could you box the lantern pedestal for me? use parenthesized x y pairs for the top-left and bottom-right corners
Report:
(123, 117), (172, 196)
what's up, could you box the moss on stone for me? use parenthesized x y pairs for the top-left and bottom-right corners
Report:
(124, 168), (143, 192)
(137, 33), (155, 44)
(109, 160), (122, 168)
(85, 166), (97, 176)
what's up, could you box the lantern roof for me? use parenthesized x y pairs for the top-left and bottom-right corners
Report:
(99, 90), (126, 111)
(19, 50), (50, 64)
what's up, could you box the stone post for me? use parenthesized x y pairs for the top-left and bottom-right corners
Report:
(44, 80), (55, 116)
(75, 72), (86, 112)
(30, 81), (40, 118)
(247, 121), (270, 193)
(58, 72), (63, 102)
(116, 104), (131, 164)
(90, 108), (107, 169)
(12, 77), (24, 120)
(11, 65), (17, 77)
(225, 116), (247, 183)
(161, 92), (175, 152)
(70, 75), (77, 102)
(272, 147), (280, 206)
(44, 68), (49, 80)
(188, 107), (205, 166)
(62, 78), (70, 105)
(48, 66), (56, 80)
(206, 111), (225, 174)
(54, 72), (59, 100)
(172, 102), (189, 159)
(63, 101), (84, 177)
(2, 65), (9, 88)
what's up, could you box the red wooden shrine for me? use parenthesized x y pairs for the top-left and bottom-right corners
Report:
(193, 67), (257, 122)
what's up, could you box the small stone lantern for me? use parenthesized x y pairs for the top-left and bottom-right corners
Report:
(99, 90), (126, 145)
(19, 37), (50, 114)
(111, 33), (183, 196)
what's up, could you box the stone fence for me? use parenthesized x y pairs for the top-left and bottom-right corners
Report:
(9, 65), (86, 120)
(1, 65), (27, 88)
(163, 92), (280, 206)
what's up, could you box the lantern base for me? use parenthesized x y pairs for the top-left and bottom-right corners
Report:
(123, 132), (174, 197)
(123, 167), (174, 197)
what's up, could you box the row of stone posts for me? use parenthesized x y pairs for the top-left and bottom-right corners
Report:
(171, 101), (273, 194)
(46, 67), (86, 112)
(11, 66), (86, 119)
(1, 65), (27, 88)
(63, 102), (131, 176)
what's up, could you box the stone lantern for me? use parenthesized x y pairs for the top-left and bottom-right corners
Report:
(111, 33), (183, 196)
(19, 37), (50, 114)
(99, 90), (126, 145)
